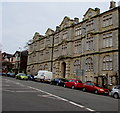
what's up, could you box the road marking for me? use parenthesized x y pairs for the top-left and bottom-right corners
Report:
(27, 86), (95, 112)
(16, 90), (39, 92)
(3, 89), (15, 92)
(38, 95), (57, 99)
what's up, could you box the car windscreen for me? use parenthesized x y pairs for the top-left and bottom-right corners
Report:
(21, 74), (26, 76)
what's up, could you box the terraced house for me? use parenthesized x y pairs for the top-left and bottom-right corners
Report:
(27, 1), (120, 88)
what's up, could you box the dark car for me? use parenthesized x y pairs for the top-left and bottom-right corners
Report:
(82, 81), (109, 95)
(64, 79), (84, 89)
(50, 78), (68, 86)
(27, 74), (35, 80)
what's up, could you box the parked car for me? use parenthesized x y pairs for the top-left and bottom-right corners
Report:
(50, 78), (68, 86)
(16, 73), (28, 80)
(82, 81), (109, 95)
(27, 74), (35, 80)
(7, 72), (15, 77)
(64, 79), (84, 89)
(111, 85), (120, 99)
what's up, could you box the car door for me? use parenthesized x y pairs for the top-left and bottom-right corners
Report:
(86, 82), (94, 91)
(67, 80), (73, 87)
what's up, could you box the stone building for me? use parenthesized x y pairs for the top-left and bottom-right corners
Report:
(27, 1), (119, 88)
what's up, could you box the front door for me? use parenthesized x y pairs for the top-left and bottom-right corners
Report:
(61, 62), (66, 78)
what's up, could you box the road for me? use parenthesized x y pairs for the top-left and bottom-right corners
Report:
(1, 76), (119, 113)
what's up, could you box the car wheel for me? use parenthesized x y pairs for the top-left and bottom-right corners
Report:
(56, 83), (59, 86)
(94, 90), (98, 94)
(71, 85), (75, 89)
(82, 88), (86, 92)
(113, 93), (119, 99)
(64, 84), (66, 88)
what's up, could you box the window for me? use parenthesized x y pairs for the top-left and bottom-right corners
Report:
(74, 40), (81, 54)
(86, 57), (93, 71)
(103, 32), (112, 48)
(40, 40), (44, 48)
(63, 31), (68, 40)
(62, 43), (68, 55)
(46, 37), (50, 46)
(44, 64), (48, 70)
(86, 20), (94, 31)
(75, 26), (82, 36)
(102, 14), (112, 27)
(86, 34), (94, 51)
(73, 60), (81, 72)
(34, 42), (37, 50)
(45, 49), (50, 60)
(39, 65), (42, 70)
(54, 34), (59, 44)
(103, 56), (113, 70)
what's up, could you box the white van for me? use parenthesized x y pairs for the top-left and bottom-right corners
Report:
(36, 70), (53, 82)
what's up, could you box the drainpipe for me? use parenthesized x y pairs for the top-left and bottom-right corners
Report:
(51, 35), (54, 72)
(118, 6), (120, 85)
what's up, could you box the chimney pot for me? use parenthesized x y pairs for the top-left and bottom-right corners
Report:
(109, 1), (116, 9)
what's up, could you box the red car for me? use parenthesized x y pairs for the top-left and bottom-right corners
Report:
(64, 79), (84, 89)
(82, 81), (109, 95)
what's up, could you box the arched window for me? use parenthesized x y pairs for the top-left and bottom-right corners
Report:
(39, 65), (42, 70)
(103, 55), (113, 70)
(86, 57), (93, 71)
(73, 59), (81, 72)
(44, 64), (48, 70)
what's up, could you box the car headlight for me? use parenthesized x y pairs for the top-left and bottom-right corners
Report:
(99, 89), (104, 91)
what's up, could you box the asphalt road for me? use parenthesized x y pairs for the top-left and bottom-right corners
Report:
(1, 76), (119, 113)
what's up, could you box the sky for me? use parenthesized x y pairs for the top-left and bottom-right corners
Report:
(1, 0), (120, 54)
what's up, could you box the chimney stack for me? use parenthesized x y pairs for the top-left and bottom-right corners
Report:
(74, 17), (79, 24)
(109, 1), (116, 9)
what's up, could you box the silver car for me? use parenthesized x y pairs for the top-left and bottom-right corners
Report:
(111, 85), (120, 99)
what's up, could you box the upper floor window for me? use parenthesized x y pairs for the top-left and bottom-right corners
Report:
(46, 37), (50, 46)
(102, 14), (112, 27)
(62, 43), (68, 56)
(74, 40), (82, 54)
(86, 20), (94, 31)
(75, 26), (82, 36)
(86, 57), (93, 71)
(54, 34), (59, 44)
(40, 40), (44, 48)
(103, 32), (112, 48)
(103, 55), (113, 70)
(86, 34), (94, 51)
(63, 31), (68, 40)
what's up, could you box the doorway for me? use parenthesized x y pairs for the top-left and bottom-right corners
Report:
(61, 62), (66, 78)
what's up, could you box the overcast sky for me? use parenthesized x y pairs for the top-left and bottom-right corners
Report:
(1, 0), (120, 54)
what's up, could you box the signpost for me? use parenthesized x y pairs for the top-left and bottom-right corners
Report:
(76, 69), (84, 76)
